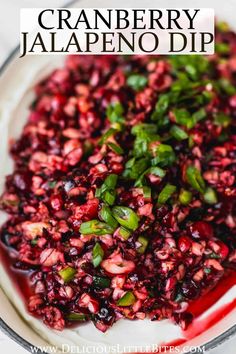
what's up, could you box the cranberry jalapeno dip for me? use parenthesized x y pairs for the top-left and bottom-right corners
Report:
(0, 23), (236, 334)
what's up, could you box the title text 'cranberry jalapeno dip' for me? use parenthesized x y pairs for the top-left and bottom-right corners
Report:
(0, 22), (236, 338)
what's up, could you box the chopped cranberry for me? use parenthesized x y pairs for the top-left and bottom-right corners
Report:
(178, 236), (192, 253)
(189, 221), (214, 240)
(13, 172), (32, 191)
(181, 281), (200, 300)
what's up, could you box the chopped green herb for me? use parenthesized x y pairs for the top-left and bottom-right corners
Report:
(92, 242), (104, 267)
(151, 144), (176, 167)
(99, 128), (117, 145)
(218, 78), (236, 95)
(31, 238), (38, 246)
(145, 166), (166, 178)
(142, 186), (151, 199)
(83, 140), (94, 157)
(131, 123), (158, 136)
(95, 174), (118, 205)
(93, 276), (111, 289)
(107, 142), (124, 155)
(218, 131), (229, 142)
(104, 174), (118, 189)
(151, 94), (170, 120)
(216, 21), (229, 33)
(135, 166), (166, 187)
(215, 42), (230, 55)
(158, 184), (176, 204)
(123, 157), (149, 180)
(175, 293), (184, 303)
(170, 55), (209, 81)
(48, 180), (57, 189)
(209, 252), (220, 259)
(204, 267), (212, 274)
(173, 108), (193, 129)
(170, 125), (188, 141)
(127, 74), (148, 91)
(133, 130), (160, 158)
(192, 108), (207, 123)
(106, 102), (125, 124)
(214, 113), (231, 127)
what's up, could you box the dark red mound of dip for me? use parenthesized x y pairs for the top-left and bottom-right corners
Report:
(0, 23), (236, 333)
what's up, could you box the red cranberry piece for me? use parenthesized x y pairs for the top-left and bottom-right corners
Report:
(217, 241), (229, 259)
(50, 194), (63, 211)
(189, 221), (213, 240)
(13, 172), (32, 191)
(181, 281), (200, 300)
(178, 235), (192, 253)
(163, 212), (175, 228)
(51, 94), (67, 113)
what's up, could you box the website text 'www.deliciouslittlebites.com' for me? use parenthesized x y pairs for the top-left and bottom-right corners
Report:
(30, 344), (206, 354)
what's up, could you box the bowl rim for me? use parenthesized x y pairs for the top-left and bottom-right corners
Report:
(0, 4), (236, 353)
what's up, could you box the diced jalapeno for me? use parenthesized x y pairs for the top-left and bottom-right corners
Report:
(67, 313), (88, 321)
(203, 187), (218, 205)
(58, 266), (76, 283)
(117, 291), (136, 306)
(137, 236), (149, 254)
(179, 189), (192, 205)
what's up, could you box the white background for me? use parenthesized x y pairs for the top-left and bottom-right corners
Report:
(0, 1), (235, 353)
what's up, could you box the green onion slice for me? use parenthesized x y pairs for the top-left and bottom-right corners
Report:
(119, 226), (131, 240)
(99, 205), (118, 228)
(79, 220), (114, 235)
(186, 165), (205, 193)
(170, 125), (188, 141)
(92, 242), (104, 268)
(112, 206), (139, 231)
(158, 184), (176, 204)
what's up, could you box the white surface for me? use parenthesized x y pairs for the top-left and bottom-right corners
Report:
(0, 1), (235, 353)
